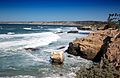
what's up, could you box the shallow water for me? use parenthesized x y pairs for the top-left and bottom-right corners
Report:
(0, 24), (92, 78)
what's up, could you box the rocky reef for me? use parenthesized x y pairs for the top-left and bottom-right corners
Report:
(66, 29), (120, 68)
(76, 56), (120, 78)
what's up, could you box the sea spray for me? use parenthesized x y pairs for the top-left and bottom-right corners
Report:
(0, 32), (60, 49)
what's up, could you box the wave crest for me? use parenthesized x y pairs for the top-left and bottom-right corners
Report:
(0, 32), (60, 49)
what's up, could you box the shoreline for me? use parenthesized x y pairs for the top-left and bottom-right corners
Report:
(0, 21), (107, 26)
(66, 28), (120, 77)
(66, 28), (120, 63)
(0, 21), (107, 31)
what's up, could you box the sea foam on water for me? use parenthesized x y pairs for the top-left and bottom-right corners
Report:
(0, 32), (60, 49)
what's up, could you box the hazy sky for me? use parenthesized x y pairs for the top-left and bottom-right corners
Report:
(0, 0), (120, 21)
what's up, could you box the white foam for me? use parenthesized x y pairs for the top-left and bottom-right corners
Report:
(23, 27), (32, 30)
(48, 27), (79, 33)
(48, 28), (62, 32)
(67, 27), (78, 31)
(0, 75), (36, 78)
(0, 32), (60, 49)
(78, 30), (92, 33)
(23, 52), (47, 62)
(7, 32), (15, 35)
(61, 27), (78, 32)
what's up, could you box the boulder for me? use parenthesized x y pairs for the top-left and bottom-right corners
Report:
(66, 32), (108, 60)
(50, 51), (64, 64)
(77, 27), (91, 30)
(67, 31), (78, 33)
(57, 46), (65, 50)
(66, 42), (80, 56)
(55, 31), (63, 34)
(24, 48), (39, 51)
(67, 55), (73, 58)
(66, 29), (120, 62)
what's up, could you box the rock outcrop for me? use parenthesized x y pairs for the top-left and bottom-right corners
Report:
(57, 46), (65, 50)
(67, 31), (78, 33)
(66, 29), (120, 64)
(106, 34), (120, 69)
(50, 51), (64, 64)
(24, 47), (39, 51)
(77, 27), (91, 30)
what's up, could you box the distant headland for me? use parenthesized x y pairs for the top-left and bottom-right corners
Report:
(0, 21), (107, 30)
(0, 21), (106, 25)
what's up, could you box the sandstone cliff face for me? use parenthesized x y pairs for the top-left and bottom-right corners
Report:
(106, 36), (120, 68)
(66, 29), (120, 64)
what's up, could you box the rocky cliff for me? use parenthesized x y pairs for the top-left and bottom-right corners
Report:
(66, 29), (120, 67)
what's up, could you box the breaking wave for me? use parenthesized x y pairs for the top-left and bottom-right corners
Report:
(0, 32), (60, 49)
(23, 27), (32, 30)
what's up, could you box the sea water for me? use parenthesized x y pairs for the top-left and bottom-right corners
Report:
(0, 24), (92, 78)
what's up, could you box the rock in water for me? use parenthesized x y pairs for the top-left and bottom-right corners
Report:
(50, 51), (64, 64)
(24, 48), (39, 51)
(67, 31), (78, 33)
(57, 46), (65, 50)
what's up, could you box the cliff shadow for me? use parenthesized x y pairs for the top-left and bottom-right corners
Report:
(92, 36), (112, 62)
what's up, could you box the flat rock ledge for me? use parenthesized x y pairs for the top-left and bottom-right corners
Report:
(66, 29), (120, 67)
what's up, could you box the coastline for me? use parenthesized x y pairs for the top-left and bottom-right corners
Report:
(0, 21), (107, 31)
(66, 28), (120, 77)
(0, 21), (107, 26)
(0, 22), (119, 77)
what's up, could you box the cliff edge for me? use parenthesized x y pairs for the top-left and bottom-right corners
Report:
(66, 29), (120, 68)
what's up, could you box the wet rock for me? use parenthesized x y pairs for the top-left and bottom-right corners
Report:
(55, 31), (63, 34)
(57, 46), (65, 50)
(67, 55), (73, 58)
(59, 73), (63, 76)
(66, 42), (80, 56)
(24, 48), (39, 51)
(67, 31), (78, 33)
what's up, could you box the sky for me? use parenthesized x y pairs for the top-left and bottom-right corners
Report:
(0, 0), (120, 21)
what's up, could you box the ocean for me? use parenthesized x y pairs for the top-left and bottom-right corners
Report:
(0, 24), (92, 78)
